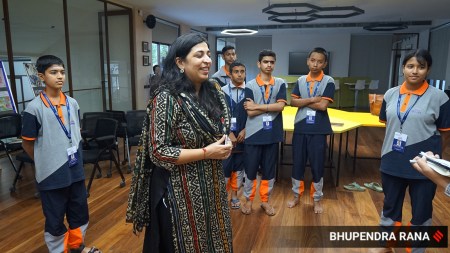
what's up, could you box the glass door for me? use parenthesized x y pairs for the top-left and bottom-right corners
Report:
(99, 2), (134, 111)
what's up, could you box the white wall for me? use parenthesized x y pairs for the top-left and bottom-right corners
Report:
(133, 8), (152, 109)
(235, 36), (272, 81)
(272, 31), (351, 78)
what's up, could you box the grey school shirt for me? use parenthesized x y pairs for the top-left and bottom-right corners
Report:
(379, 82), (450, 179)
(22, 92), (85, 190)
(212, 66), (231, 87)
(245, 75), (287, 144)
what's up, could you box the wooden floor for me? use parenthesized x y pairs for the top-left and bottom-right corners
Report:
(1, 127), (449, 253)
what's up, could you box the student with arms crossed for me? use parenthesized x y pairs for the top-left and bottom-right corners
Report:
(287, 47), (335, 214)
(22, 55), (100, 253)
(241, 49), (287, 216)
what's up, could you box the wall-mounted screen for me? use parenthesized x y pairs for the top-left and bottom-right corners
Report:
(288, 52), (330, 76)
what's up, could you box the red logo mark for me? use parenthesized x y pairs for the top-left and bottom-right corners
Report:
(433, 230), (444, 243)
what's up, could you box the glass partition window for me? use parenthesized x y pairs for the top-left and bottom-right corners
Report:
(68, 0), (104, 114)
(152, 42), (169, 70)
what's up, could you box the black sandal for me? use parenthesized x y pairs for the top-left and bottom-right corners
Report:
(87, 247), (102, 253)
(70, 245), (102, 253)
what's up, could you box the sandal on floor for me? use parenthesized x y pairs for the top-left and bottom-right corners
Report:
(343, 182), (366, 192)
(230, 198), (241, 209)
(364, 182), (383, 192)
(70, 245), (102, 253)
(86, 247), (102, 253)
(260, 202), (276, 216)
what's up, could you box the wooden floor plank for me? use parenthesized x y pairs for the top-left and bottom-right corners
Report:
(0, 127), (449, 253)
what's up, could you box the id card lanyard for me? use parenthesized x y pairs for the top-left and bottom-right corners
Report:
(307, 80), (321, 98)
(228, 85), (245, 116)
(259, 85), (273, 106)
(42, 92), (72, 145)
(396, 92), (421, 133)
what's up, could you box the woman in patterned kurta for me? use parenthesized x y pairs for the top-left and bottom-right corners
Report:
(127, 33), (233, 252)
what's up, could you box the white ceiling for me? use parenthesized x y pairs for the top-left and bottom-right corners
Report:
(120, 0), (450, 35)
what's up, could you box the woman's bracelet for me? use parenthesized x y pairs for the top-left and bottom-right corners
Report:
(202, 148), (207, 160)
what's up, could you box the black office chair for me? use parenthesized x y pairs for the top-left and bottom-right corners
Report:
(10, 151), (34, 193)
(106, 110), (127, 166)
(81, 112), (113, 149)
(124, 110), (146, 172)
(82, 118), (125, 197)
(0, 113), (22, 174)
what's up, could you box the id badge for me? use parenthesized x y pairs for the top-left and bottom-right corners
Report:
(230, 117), (237, 131)
(306, 110), (316, 124)
(392, 132), (408, 153)
(225, 135), (232, 146)
(67, 146), (79, 167)
(263, 115), (273, 130)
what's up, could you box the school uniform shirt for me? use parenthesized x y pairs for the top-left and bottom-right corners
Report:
(291, 72), (335, 135)
(245, 74), (287, 144)
(379, 81), (450, 179)
(212, 66), (231, 87)
(22, 92), (85, 191)
(222, 81), (247, 152)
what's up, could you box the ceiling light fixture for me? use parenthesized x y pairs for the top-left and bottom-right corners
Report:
(363, 23), (408, 31)
(221, 28), (258, 36)
(262, 3), (364, 23)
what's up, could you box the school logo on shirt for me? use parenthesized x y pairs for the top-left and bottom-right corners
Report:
(410, 108), (422, 115)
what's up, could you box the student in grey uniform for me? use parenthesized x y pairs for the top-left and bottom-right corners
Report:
(372, 49), (450, 253)
(21, 55), (100, 253)
(241, 49), (287, 216)
(212, 46), (237, 87)
(288, 47), (335, 214)
(221, 61), (247, 209)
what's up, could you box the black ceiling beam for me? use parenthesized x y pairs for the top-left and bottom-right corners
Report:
(205, 20), (432, 32)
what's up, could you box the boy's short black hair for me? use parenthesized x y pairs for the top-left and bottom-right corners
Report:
(258, 49), (276, 62)
(308, 47), (328, 62)
(153, 65), (160, 72)
(229, 61), (246, 73)
(36, 55), (65, 74)
(222, 45), (235, 54)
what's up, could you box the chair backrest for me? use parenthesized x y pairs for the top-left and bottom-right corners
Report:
(334, 79), (340, 90)
(0, 113), (22, 140)
(82, 112), (113, 138)
(126, 110), (146, 137)
(355, 80), (366, 90)
(105, 110), (127, 138)
(435, 80), (441, 90)
(368, 80), (379, 90)
(94, 118), (118, 148)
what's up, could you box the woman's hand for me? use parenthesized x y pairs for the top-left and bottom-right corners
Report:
(412, 151), (450, 190)
(204, 135), (233, 160)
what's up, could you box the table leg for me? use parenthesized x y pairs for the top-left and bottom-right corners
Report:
(345, 132), (349, 158)
(336, 133), (343, 187)
(353, 128), (359, 173)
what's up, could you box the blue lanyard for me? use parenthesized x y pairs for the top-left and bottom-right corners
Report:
(228, 85), (245, 116)
(42, 92), (72, 143)
(259, 85), (273, 105)
(396, 93), (421, 131)
(307, 81), (321, 98)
